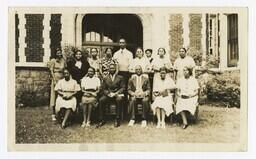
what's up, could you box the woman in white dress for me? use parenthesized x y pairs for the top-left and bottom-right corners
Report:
(151, 67), (176, 129)
(176, 66), (199, 129)
(80, 67), (101, 127)
(129, 47), (151, 74)
(55, 69), (81, 129)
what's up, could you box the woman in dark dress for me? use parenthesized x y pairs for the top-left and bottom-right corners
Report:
(67, 49), (90, 110)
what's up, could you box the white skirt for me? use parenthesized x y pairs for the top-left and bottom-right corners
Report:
(55, 96), (77, 113)
(151, 95), (174, 116)
(175, 96), (198, 115)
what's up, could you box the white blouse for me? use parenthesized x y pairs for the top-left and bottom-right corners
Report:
(176, 77), (199, 96)
(81, 76), (101, 90)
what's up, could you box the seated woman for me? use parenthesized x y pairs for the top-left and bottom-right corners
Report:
(175, 66), (199, 129)
(80, 67), (101, 127)
(151, 67), (176, 129)
(54, 69), (81, 129)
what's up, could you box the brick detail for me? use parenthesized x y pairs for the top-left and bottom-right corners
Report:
(25, 14), (44, 62)
(50, 14), (62, 58)
(15, 14), (19, 62)
(189, 14), (202, 51)
(169, 14), (183, 63)
(16, 68), (51, 106)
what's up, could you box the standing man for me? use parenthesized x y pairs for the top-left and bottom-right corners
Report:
(128, 65), (150, 127)
(97, 63), (125, 128)
(174, 48), (196, 82)
(113, 38), (133, 116)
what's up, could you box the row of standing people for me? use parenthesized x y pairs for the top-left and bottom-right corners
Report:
(48, 38), (199, 129)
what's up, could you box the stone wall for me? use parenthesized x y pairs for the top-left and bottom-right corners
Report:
(16, 67), (51, 107)
(169, 14), (183, 63)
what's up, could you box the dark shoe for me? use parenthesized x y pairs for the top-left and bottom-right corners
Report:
(114, 120), (120, 127)
(96, 121), (105, 128)
(182, 124), (188, 129)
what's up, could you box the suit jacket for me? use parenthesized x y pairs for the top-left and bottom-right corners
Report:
(102, 74), (125, 96)
(128, 74), (151, 96)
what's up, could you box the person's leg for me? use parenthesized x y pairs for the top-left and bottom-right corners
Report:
(98, 95), (108, 122)
(81, 104), (87, 127)
(156, 107), (161, 128)
(128, 97), (136, 126)
(62, 108), (72, 128)
(87, 103), (93, 126)
(161, 109), (166, 128)
(142, 97), (149, 121)
(115, 96), (123, 119)
(181, 111), (188, 129)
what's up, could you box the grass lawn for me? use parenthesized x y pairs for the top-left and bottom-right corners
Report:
(16, 104), (240, 143)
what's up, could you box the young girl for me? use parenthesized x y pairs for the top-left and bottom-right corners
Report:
(55, 69), (81, 129)
(80, 67), (101, 127)
(175, 66), (199, 129)
(151, 67), (176, 129)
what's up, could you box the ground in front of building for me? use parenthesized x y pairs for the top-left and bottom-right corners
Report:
(15, 104), (240, 143)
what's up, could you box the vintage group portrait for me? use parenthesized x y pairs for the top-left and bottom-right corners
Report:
(8, 7), (247, 151)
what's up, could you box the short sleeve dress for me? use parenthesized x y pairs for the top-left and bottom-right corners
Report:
(151, 77), (176, 116)
(54, 78), (81, 113)
(173, 56), (196, 81)
(175, 76), (199, 115)
(80, 76), (101, 105)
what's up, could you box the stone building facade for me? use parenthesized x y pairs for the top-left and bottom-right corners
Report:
(11, 8), (245, 106)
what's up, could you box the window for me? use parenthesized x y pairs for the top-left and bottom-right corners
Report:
(227, 14), (239, 67)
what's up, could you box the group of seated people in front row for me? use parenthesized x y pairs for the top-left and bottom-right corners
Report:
(49, 38), (199, 130)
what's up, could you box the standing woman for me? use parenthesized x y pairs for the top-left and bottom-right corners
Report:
(151, 67), (176, 129)
(80, 67), (101, 127)
(55, 69), (81, 129)
(99, 48), (118, 79)
(49, 48), (66, 121)
(175, 66), (199, 129)
(67, 50), (90, 108)
(88, 48), (101, 77)
(151, 48), (173, 82)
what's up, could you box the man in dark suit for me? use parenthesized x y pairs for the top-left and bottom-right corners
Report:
(127, 65), (151, 127)
(97, 63), (125, 127)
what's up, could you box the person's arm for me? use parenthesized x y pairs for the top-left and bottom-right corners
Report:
(116, 76), (125, 96)
(128, 78), (136, 96)
(102, 79), (110, 96)
(143, 78), (151, 97)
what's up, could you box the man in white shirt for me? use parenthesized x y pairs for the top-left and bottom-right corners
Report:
(113, 38), (133, 116)
(174, 48), (196, 81)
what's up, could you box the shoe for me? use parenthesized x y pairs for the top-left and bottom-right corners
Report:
(161, 122), (166, 129)
(141, 120), (147, 128)
(128, 120), (135, 126)
(114, 120), (120, 127)
(81, 122), (86, 128)
(156, 122), (161, 129)
(86, 121), (91, 127)
(61, 123), (66, 129)
(182, 124), (188, 129)
(96, 121), (105, 128)
(51, 114), (57, 121)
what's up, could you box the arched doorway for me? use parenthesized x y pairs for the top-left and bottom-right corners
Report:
(81, 14), (143, 58)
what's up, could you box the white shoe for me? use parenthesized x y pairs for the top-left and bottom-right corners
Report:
(128, 120), (135, 126)
(161, 122), (166, 129)
(156, 122), (161, 129)
(81, 122), (86, 128)
(51, 115), (56, 121)
(86, 121), (91, 127)
(141, 120), (147, 127)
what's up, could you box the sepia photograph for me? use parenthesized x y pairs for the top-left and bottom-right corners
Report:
(7, 7), (247, 151)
